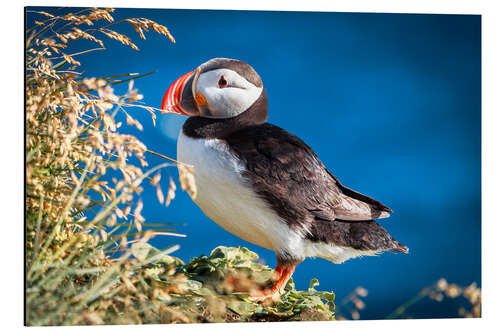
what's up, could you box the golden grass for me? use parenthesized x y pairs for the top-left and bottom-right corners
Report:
(25, 7), (203, 325)
(386, 278), (481, 319)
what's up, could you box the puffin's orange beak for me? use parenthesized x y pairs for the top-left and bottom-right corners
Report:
(160, 70), (194, 115)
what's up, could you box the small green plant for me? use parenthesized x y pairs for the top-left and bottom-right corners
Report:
(176, 246), (336, 322)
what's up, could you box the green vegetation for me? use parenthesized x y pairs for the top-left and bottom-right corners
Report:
(125, 244), (336, 323)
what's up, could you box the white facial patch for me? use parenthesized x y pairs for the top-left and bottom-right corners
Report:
(195, 68), (263, 118)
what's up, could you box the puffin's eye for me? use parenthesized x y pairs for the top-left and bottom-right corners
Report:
(218, 75), (228, 88)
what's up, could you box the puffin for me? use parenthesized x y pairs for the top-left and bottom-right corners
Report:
(161, 58), (408, 300)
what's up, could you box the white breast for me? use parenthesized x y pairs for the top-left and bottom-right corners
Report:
(177, 130), (304, 253)
(176, 129), (376, 264)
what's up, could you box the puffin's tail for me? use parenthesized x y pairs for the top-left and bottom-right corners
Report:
(389, 242), (409, 254)
(308, 218), (410, 255)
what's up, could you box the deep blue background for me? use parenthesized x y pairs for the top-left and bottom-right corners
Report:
(27, 7), (481, 320)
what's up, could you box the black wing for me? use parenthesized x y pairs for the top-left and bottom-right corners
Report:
(224, 123), (392, 232)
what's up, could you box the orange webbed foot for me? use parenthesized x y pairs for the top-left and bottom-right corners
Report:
(225, 263), (297, 303)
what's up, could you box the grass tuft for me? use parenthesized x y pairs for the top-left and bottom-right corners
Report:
(25, 7), (197, 325)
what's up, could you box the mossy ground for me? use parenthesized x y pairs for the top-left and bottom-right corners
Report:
(133, 244), (336, 323)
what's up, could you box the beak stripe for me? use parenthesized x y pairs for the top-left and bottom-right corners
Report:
(161, 70), (194, 115)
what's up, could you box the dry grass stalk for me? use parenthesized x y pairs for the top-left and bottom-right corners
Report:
(387, 278), (481, 319)
(25, 7), (203, 326)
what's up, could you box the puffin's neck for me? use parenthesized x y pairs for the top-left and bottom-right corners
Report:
(182, 89), (268, 139)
